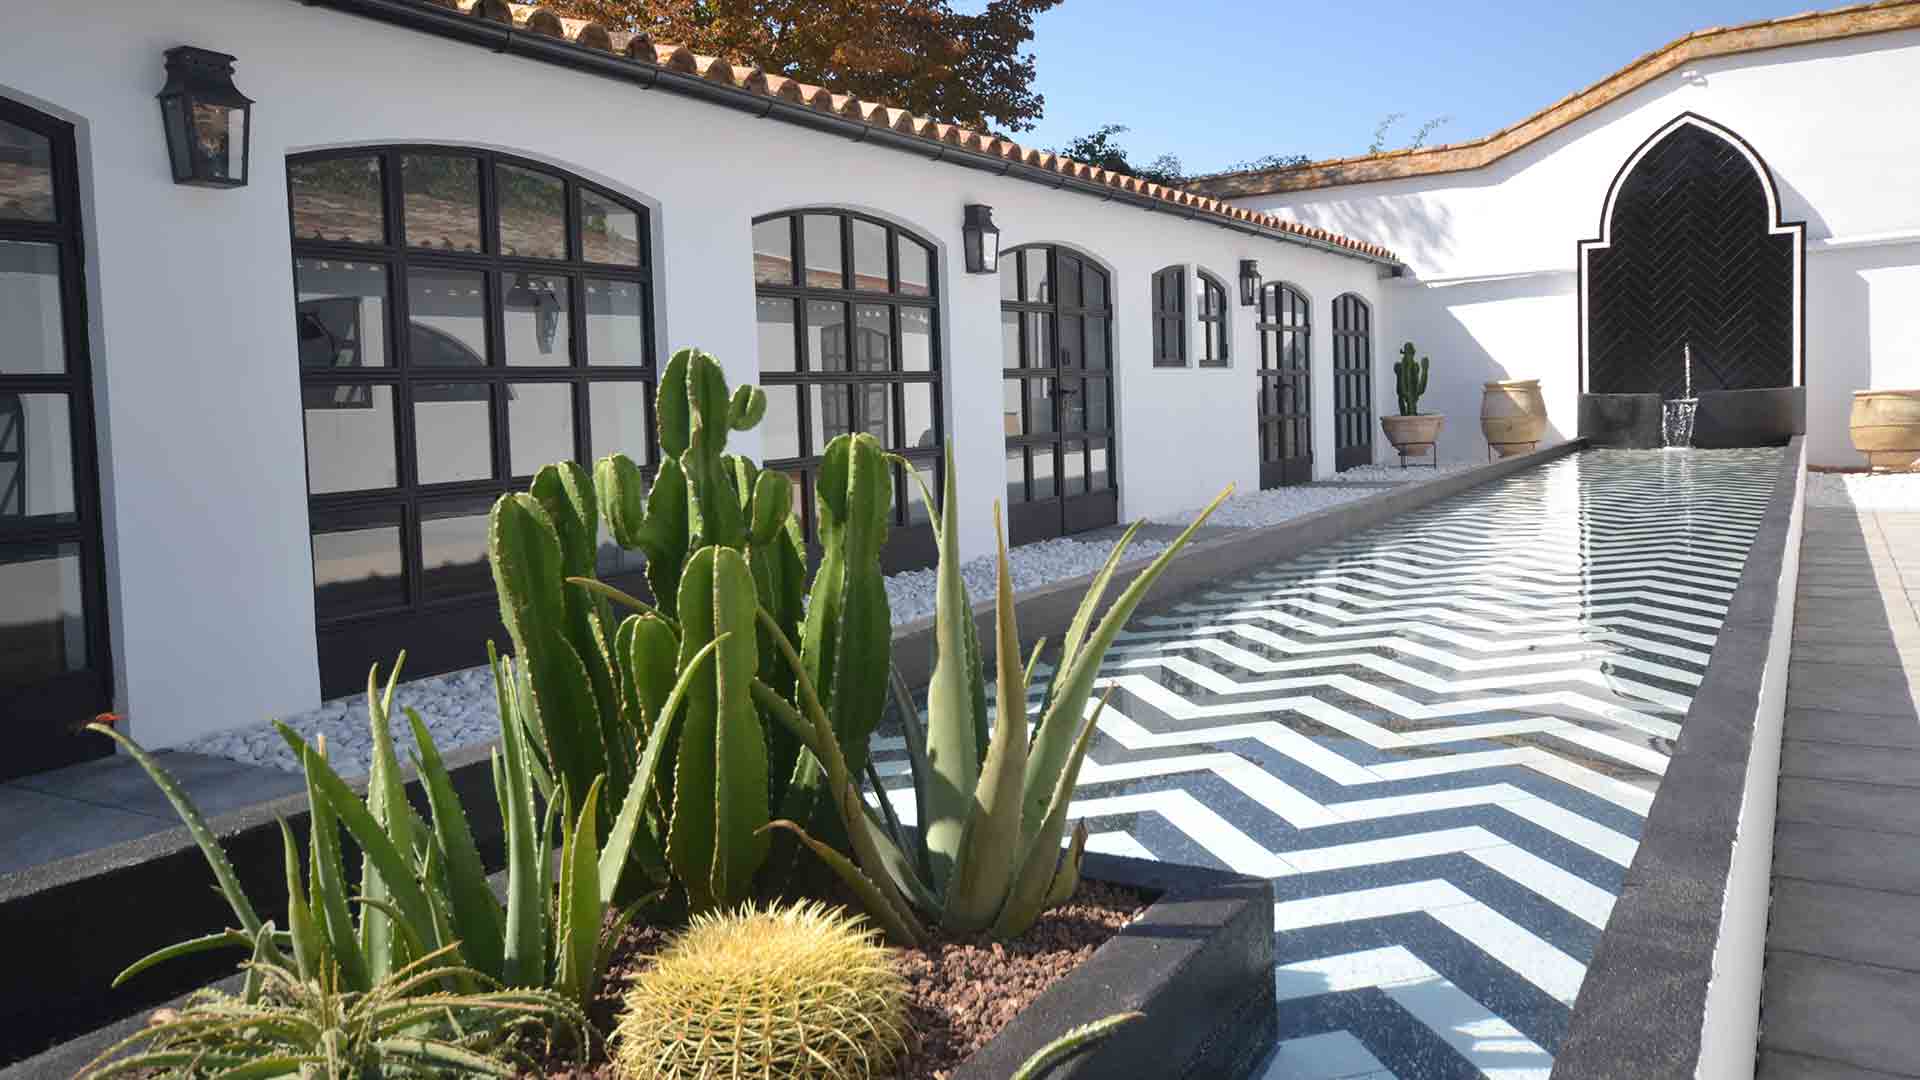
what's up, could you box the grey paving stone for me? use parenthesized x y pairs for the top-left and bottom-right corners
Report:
(1786, 663), (1920, 718)
(1781, 740), (1920, 788)
(1773, 822), (1920, 896)
(1794, 597), (1920, 634)
(1761, 950), (1920, 1075)
(1777, 778), (1920, 836)
(0, 787), (166, 876)
(1789, 638), (1920, 667)
(1768, 879), (1920, 971)
(1757, 1048), (1918, 1079)
(12, 750), (302, 821)
(1786, 708), (1920, 749)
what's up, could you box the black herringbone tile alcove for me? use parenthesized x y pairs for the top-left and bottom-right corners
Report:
(1588, 123), (1796, 399)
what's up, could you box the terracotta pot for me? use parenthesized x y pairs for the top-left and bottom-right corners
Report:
(1482, 379), (1547, 457)
(1850, 389), (1920, 470)
(1381, 413), (1445, 457)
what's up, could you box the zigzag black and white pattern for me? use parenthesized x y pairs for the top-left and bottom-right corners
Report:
(876, 448), (1781, 1080)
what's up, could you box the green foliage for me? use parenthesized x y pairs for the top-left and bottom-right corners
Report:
(486, 347), (893, 911)
(611, 901), (908, 1080)
(80, 935), (585, 1080)
(1011, 1011), (1146, 1080)
(765, 448), (1231, 943)
(1053, 123), (1187, 187)
(1395, 342), (1431, 416)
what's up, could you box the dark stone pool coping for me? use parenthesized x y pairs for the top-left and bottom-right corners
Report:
(0, 440), (1580, 1066)
(1551, 436), (1806, 1079)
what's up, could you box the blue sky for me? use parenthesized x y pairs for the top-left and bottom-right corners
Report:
(998, 1), (1815, 174)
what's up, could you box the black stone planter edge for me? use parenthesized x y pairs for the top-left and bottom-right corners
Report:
(1550, 436), (1805, 1079)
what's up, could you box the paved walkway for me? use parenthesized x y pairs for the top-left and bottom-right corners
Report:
(1760, 508), (1920, 1078)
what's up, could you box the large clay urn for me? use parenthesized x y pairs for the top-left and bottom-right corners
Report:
(1482, 379), (1547, 457)
(1850, 389), (1920, 470)
(1381, 414), (1445, 459)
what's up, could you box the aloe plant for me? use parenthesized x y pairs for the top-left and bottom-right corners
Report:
(764, 447), (1231, 942)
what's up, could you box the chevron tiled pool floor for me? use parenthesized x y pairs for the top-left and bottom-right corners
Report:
(880, 447), (1782, 1080)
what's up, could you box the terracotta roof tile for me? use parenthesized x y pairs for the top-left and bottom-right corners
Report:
(417, 0), (1399, 261)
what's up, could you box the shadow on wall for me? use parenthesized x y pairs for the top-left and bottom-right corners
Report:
(1290, 192), (1461, 277)
(1807, 241), (1920, 468)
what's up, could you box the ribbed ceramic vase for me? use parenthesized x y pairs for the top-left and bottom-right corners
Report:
(1481, 379), (1547, 457)
(1850, 389), (1920, 470)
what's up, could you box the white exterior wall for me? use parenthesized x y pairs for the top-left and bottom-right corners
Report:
(0, 0), (1383, 746)
(1233, 30), (1920, 467)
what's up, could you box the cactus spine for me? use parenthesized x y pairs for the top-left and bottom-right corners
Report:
(1395, 342), (1430, 416)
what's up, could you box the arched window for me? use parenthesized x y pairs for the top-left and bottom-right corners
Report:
(1196, 271), (1230, 368)
(999, 245), (1118, 544)
(288, 146), (656, 695)
(1256, 282), (1312, 488)
(751, 210), (942, 570)
(1150, 265), (1186, 368)
(1331, 293), (1374, 471)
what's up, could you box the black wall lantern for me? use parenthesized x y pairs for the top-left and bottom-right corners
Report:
(962, 204), (1001, 274)
(157, 46), (253, 187)
(1238, 259), (1262, 307)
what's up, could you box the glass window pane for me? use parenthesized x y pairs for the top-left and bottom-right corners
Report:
(0, 393), (74, 521)
(1063, 440), (1086, 494)
(304, 384), (397, 494)
(312, 512), (404, 619)
(999, 260), (1019, 302)
(402, 154), (480, 252)
(501, 273), (571, 366)
(494, 164), (566, 260)
(420, 498), (495, 598)
(853, 305), (892, 371)
(1002, 379), (1023, 437)
(1030, 445), (1055, 500)
(0, 120), (56, 223)
(761, 385), (801, 460)
(1090, 440), (1111, 491)
(0, 242), (65, 375)
(1056, 255), (1082, 309)
(1005, 446), (1026, 505)
(1058, 315), (1083, 368)
(897, 236), (932, 297)
(900, 306), (934, 372)
(1000, 311), (1020, 370)
(1025, 378), (1054, 435)
(1060, 376), (1086, 433)
(810, 384), (852, 452)
(585, 278), (648, 367)
(1022, 249), (1049, 303)
(852, 219), (888, 291)
(1084, 317), (1108, 371)
(589, 380), (651, 466)
(407, 268), (489, 368)
(296, 259), (388, 371)
(807, 300), (847, 372)
(1023, 312), (1050, 370)
(508, 382), (574, 477)
(753, 217), (794, 286)
(0, 543), (85, 682)
(802, 214), (844, 289)
(413, 384), (492, 483)
(900, 383), (936, 451)
(581, 188), (643, 266)
(288, 156), (384, 244)
(903, 458), (934, 525)
(860, 383), (893, 446)
(1083, 265), (1108, 309)
(1087, 376), (1110, 433)
(757, 296), (797, 373)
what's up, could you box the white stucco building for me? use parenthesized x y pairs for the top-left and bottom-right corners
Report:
(0, 0), (1914, 765)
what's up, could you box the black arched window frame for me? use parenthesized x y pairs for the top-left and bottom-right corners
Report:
(1196, 270), (1230, 368)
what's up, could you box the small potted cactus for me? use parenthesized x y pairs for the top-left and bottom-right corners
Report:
(1380, 342), (1444, 463)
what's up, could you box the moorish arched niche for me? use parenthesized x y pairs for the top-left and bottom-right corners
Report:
(1578, 113), (1805, 398)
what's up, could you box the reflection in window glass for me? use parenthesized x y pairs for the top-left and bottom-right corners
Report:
(1022, 248), (1049, 303)
(508, 382), (574, 477)
(1002, 379), (1023, 437)
(1057, 256), (1082, 309)
(803, 215), (843, 289)
(753, 217), (794, 286)
(419, 499), (495, 597)
(582, 188), (643, 265)
(311, 516), (404, 619)
(501, 273), (571, 366)
(589, 380), (650, 465)
(407, 269), (489, 367)
(897, 236), (932, 297)
(0, 242), (65, 375)
(0, 543), (85, 681)
(402, 154), (481, 252)
(1063, 440), (1086, 494)
(304, 384), (396, 494)
(0, 119), (56, 223)
(760, 385), (801, 460)
(900, 384), (936, 450)
(296, 259), (388, 374)
(413, 386), (492, 483)
(1030, 445), (1055, 499)
(756, 297), (796, 373)
(1090, 440), (1111, 491)
(852, 219), (888, 290)
(584, 278), (646, 367)
(807, 300), (847, 371)
(811, 383), (852, 451)
(1005, 446), (1025, 506)
(0, 393), (74, 521)
(999, 310), (1020, 371)
(495, 164), (566, 260)
(288, 156), (384, 244)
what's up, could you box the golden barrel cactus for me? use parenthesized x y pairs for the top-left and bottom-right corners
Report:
(613, 901), (908, 1080)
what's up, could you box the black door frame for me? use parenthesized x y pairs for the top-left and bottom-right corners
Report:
(1000, 244), (1120, 545)
(1256, 281), (1313, 489)
(1332, 292), (1374, 472)
(0, 96), (113, 778)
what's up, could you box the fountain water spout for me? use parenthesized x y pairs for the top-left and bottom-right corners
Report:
(1664, 342), (1699, 448)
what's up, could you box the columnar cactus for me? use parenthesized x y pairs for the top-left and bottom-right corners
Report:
(1395, 342), (1430, 416)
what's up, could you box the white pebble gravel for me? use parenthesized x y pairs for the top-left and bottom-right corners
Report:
(882, 534), (1170, 626)
(1150, 461), (1488, 529)
(1806, 470), (1920, 510)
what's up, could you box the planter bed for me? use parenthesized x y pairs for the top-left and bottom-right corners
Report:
(7, 854), (1274, 1080)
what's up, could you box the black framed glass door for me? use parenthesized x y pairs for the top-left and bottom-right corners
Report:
(1257, 282), (1312, 488)
(1, 98), (112, 778)
(999, 246), (1118, 545)
(1332, 292), (1374, 472)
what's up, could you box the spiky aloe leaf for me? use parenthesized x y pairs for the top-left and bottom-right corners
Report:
(1045, 821), (1090, 908)
(304, 738), (366, 990)
(109, 930), (255, 990)
(994, 692), (1110, 938)
(277, 820), (322, 983)
(554, 779), (603, 1007)
(358, 661), (425, 980)
(405, 708), (504, 981)
(912, 447), (988, 890)
(1023, 485), (1232, 840)
(1010, 1011), (1145, 1080)
(760, 817), (924, 947)
(490, 644), (545, 988)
